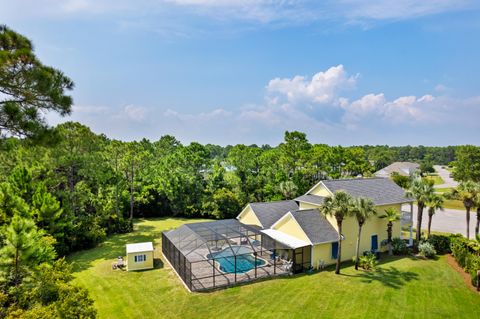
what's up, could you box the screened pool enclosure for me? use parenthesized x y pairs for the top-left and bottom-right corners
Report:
(162, 219), (311, 291)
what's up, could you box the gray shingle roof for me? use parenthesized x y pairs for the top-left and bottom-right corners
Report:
(374, 162), (419, 177)
(294, 194), (326, 206)
(321, 177), (413, 205)
(249, 200), (299, 228)
(291, 209), (339, 244)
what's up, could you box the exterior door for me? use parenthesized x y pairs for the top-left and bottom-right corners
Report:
(371, 235), (378, 252)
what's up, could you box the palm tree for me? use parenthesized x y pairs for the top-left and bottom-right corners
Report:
(380, 208), (401, 255)
(406, 179), (435, 242)
(425, 194), (444, 238)
(279, 180), (298, 199)
(320, 190), (355, 274)
(450, 181), (478, 239)
(474, 189), (480, 238)
(352, 197), (376, 270)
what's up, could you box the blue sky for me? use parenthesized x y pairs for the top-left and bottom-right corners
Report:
(1, 0), (480, 146)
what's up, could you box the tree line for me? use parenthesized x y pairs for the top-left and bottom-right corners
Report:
(1, 24), (479, 317)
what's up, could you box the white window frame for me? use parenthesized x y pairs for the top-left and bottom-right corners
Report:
(134, 254), (147, 263)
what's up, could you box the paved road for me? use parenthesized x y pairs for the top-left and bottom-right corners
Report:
(433, 165), (458, 188)
(409, 204), (478, 239)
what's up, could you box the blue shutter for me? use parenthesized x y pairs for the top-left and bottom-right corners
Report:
(371, 235), (378, 252)
(331, 242), (339, 259)
(134, 255), (138, 262)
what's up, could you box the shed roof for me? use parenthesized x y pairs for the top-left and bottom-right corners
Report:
(248, 200), (299, 228)
(126, 242), (154, 254)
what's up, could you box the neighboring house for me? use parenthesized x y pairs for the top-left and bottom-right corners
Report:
(126, 242), (154, 271)
(374, 162), (419, 178)
(238, 178), (414, 268)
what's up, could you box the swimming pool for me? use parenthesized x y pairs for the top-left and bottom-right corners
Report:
(207, 246), (266, 274)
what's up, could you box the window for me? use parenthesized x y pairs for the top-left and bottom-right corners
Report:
(134, 254), (147, 262)
(331, 242), (338, 259)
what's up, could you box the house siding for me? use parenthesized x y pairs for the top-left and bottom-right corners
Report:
(272, 214), (311, 243)
(298, 202), (321, 210)
(309, 183), (331, 197)
(237, 205), (262, 227)
(311, 203), (402, 267)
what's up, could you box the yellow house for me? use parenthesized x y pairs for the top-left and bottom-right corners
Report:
(126, 242), (154, 271)
(237, 177), (414, 270)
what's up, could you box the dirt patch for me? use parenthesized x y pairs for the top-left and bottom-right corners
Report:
(445, 254), (479, 294)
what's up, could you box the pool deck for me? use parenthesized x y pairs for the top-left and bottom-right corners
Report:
(189, 250), (290, 291)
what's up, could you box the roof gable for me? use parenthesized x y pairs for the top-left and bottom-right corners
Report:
(290, 209), (339, 245)
(248, 200), (299, 228)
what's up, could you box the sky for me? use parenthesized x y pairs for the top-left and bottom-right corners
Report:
(1, 0), (480, 146)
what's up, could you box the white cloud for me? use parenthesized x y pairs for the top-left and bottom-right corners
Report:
(44, 65), (480, 145)
(267, 65), (358, 105)
(122, 105), (147, 122)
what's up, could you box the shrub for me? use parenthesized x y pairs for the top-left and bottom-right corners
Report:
(427, 234), (451, 254)
(418, 242), (436, 258)
(358, 252), (377, 270)
(391, 237), (407, 255)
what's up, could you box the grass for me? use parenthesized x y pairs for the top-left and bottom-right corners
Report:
(424, 175), (444, 185)
(443, 199), (465, 211)
(68, 218), (480, 319)
(432, 187), (464, 211)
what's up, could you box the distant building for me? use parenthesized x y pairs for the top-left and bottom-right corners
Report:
(374, 162), (419, 178)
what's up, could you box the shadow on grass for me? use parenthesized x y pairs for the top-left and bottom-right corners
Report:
(341, 266), (418, 289)
(69, 220), (167, 273)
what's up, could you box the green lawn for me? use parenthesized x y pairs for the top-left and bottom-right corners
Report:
(68, 218), (480, 319)
(424, 175), (444, 185)
(433, 187), (464, 210)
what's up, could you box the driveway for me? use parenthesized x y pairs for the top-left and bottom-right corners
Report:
(411, 204), (478, 239)
(433, 165), (458, 188)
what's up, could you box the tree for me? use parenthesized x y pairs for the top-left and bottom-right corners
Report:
(320, 191), (355, 274)
(0, 215), (56, 287)
(279, 180), (298, 199)
(406, 179), (435, 243)
(0, 25), (73, 139)
(453, 145), (480, 182)
(352, 197), (376, 270)
(390, 172), (411, 189)
(449, 181), (478, 239)
(425, 194), (444, 238)
(380, 208), (401, 255)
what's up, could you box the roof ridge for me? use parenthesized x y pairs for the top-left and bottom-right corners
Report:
(249, 199), (296, 205)
(322, 177), (387, 182)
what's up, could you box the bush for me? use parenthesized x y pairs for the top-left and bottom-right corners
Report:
(418, 242), (436, 258)
(391, 237), (407, 255)
(427, 235), (451, 254)
(358, 252), (377, 270)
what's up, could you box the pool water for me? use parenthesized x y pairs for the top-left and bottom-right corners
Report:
(207, 246), (266, 273)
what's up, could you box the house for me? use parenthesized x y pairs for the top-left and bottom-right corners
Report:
(162, 177), (414, 291)
(374, 162), (419, 178)
(238, 177), (414, 268)
(126, 242), (154, 271)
